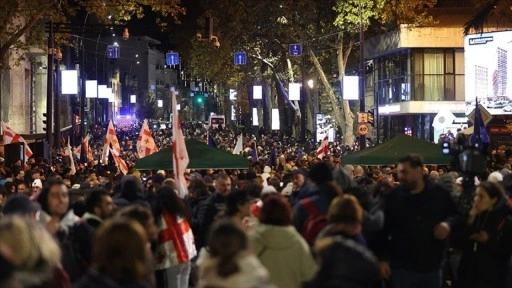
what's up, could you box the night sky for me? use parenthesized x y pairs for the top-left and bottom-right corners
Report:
(127, 0), (204, 52)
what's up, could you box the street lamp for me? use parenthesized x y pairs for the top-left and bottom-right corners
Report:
(307, 79), (314, 89)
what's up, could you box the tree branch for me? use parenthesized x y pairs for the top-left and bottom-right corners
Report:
(0, 2), (54, 65)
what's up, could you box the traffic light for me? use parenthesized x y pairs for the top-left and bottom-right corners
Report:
(367, 109), (375, 126)
(195, 95), (204, 104)
(42, 113), (48, 131)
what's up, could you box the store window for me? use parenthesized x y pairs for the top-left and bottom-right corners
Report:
(375, 48), (464, 104)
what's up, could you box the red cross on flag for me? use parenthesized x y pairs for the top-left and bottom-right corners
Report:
(316, 136), (329, 159)
(2, 122), (33, 162)
(172, 92), (189, 198)
(137, 119), (158, 158)
(104, 120), (128, 174)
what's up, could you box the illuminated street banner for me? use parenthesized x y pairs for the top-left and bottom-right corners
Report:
(253, 85), (262, 100)
(85, 80), (98, 98)
(316, 113), (335, 142)
(342, 76), (359, 100)
(289, 83), (301, 101)
(271, 109), (280, 130)
(252, 108), (258, 126)
(61, 70), (78, 94)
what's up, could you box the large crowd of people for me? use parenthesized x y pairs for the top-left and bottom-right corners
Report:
(0, 120), (511, 288)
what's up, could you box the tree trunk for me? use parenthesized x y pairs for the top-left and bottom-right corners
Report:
(309, 50), (345, 143)
(336, 35), (356, 146)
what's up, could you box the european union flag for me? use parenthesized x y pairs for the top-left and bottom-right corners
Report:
(251, 141), (258, 161)
(470, 98), (490, 150)
(207, 133), (216, 148)
(269, 146), (277, 167)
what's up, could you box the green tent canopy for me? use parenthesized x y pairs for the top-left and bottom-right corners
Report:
(135, 139), (249, 170)
(342, 134), (451, 165)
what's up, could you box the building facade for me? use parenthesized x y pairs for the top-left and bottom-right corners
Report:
(365, 6), (512, 142)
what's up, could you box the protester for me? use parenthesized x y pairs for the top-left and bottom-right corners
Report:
(456, 181), (512, 288)
(318, 194), (366, 246)
(73, 187), (115, 276)
(37, 177), (81, 282)
(193, 173), (232, 250)
(153, 186), (197, 288)
(73, 218), (153, 288)
(0, 215), (70, 288)
(304, 235), (379, 288)
(197, 219), (271, 288)
(223, 189), (254, 226)
(293, 162), (342, 246)
(249, 194), (316, 288)
(377, 154), (458, 288)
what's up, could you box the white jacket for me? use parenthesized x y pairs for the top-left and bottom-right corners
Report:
(197, 251), (271, 288)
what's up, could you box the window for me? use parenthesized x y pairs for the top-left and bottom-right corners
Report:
(423, 50), (444, 101)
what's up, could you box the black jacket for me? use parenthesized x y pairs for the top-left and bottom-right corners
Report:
(73, 271), (151, 288)
(303, 235), (379, 288)
(192, 192), (226, 250)
(377, 180), (459, 272)
(456, 201), (512, 288)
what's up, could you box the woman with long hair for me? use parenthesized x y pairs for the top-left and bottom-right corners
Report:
(0, 216), (67, 288)
(153, 186), (197, 288)
(457, 181), (512, 288)
(197, 219), (271, 288)
(74, 218), (152, 288)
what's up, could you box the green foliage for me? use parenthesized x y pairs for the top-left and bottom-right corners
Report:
(333, 0), (386, 31)
(0, 0), (185, 68)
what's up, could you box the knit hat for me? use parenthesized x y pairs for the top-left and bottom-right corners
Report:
(488, 171), (503, 183)
(32, 179), (43, 189)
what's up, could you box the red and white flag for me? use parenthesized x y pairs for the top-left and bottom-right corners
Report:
(109, 148), (128, 175)
(316, 136), (329, 159)
(66, 137), (76, 175)
(2, 122), (33, 161)
(105, 120), (128, 175)
(137, 119), (158, 158)
(172, 92), (189, 198)
(74, 134), (94, 163)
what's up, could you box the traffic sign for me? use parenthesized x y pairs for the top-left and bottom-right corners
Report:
(106, 45), (120, 58)
(289, 44), (302, 56)
(468, 104), (493, 125)
(357, 112), (368, 124)
(234, 52), (247, 65)
(358, 124), (369, 135)
(166, 52), (179, 65)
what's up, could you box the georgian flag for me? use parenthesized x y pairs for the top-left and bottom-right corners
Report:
(104, 120), (128, 174)
(316, 136), (329, 159)
(2, 122), (33, 162)
(137, 119), (158, 158)
(172, 92), (189, 198)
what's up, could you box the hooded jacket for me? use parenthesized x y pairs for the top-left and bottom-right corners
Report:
(249, 224), (317, 288)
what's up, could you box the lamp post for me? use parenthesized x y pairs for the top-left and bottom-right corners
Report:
(46, 22), (55, 161)
(358, 0), (366, 150)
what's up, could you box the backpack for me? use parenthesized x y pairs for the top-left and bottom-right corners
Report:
(301, 198), (328, 246)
